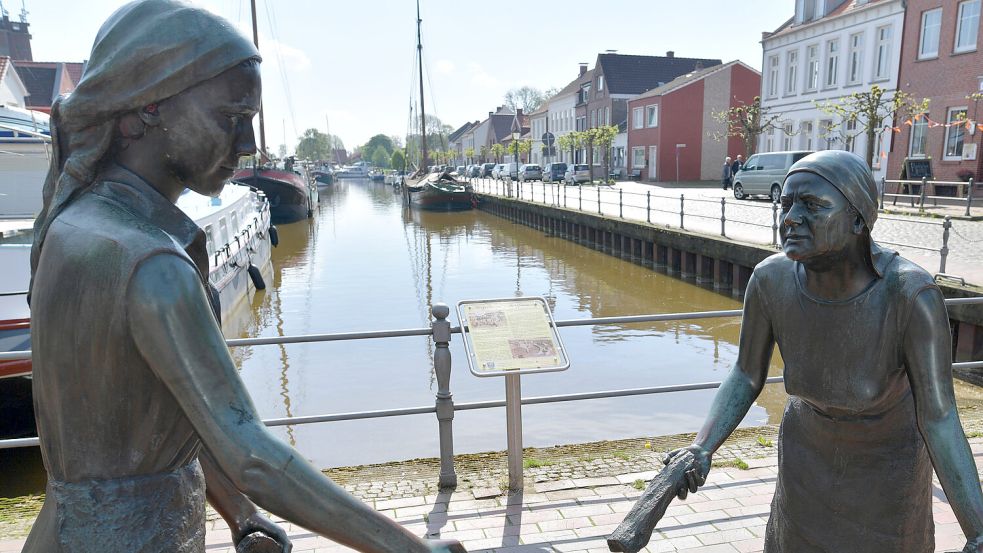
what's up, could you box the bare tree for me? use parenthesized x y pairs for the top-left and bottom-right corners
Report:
(711, 96), (785, 156)
(505, 86), (548, 113)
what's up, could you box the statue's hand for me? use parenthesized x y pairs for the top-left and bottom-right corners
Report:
(663, 444), (712, 500)
(426, 538), (467, 552)
(234, 512), (292, 553)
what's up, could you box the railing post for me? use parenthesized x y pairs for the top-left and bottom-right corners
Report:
(619, 188), (623, 218)
(720, 197), (726, 237)
(598, 186), (602, 215)
(563, 182), (567, 208)
(646, 191), (651, 223)
(680, 194), (685, 229)
(431, 303), (457, 488)
(879, 177), (886, 210)
(940, 216), (952, 274)
(578, 185), (582, 211)
(542, 181), (546, 205)
(772, 201), (779, 246)
(919, 176), (927, 210)
(967, 178), (975, 217)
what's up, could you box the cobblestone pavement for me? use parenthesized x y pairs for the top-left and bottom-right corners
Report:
(470, 178), (983, 286)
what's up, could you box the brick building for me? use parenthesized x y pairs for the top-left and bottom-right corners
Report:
(887, 0), (983, 184)
(626, 61), (761, 182)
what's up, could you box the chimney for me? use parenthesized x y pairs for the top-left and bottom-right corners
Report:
(579, 63), (588, 76)
(605, 49), (617, 54)
(666, 51), (675, 58)
(694, 61), (704, 71)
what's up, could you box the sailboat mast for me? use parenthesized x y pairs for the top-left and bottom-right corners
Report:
(416, 0), (428, 170)
(250, 0), (268, 161)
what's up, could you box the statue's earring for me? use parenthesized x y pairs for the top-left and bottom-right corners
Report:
(139, 103), (161, 127)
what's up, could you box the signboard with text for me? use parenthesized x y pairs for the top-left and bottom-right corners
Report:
(457, 297), (570, 377)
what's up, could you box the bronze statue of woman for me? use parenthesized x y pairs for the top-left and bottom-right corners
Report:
(666, 150), (983, 552)
(24, 1), (462, 552)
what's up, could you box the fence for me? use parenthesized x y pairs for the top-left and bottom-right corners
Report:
(470, 177), (959, 275)
(3, 298), (983, 490)
(882, 177), (980, 217)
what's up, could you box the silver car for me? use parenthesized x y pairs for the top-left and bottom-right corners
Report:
(733, 151), (813, 202)
(518, 164), (542, 182)
(564, 164), (590, 185)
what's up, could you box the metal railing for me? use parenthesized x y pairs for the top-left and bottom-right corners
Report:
(4, 298), (983, 489)
(882, 177), (980, 217)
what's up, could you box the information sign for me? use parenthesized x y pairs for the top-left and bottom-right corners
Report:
(904, 157), (933, 180)
(542, 132), (556, 147)
(457, 297), (570, 377)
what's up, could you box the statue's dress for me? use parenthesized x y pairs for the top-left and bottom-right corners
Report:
(751, 252), (937, 553)
(24, 167), (217, 552)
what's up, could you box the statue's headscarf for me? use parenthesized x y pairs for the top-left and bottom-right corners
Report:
(30, 0), (260, 296)
(784, 150), (895, 277)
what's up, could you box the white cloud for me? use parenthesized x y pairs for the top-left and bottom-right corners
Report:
(465, 62), (499, 88)
(434, 59), (455, 74)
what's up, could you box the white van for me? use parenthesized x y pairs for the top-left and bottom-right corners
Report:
(733, 151), (813, 202)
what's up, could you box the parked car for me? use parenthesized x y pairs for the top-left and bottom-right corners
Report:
(467, 165), (481, 177)
(455, 165), (466, 176)
(543, 162), (567, 183)
(564, 164), (590, 185)
(733, 151), (813, 202)
(503, 162), (519, 180)
(518, 164), (543, 182)
(480, 163), (496, 177)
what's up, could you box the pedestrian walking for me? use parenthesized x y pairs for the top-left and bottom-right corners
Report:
(731, 155), (743, 178)
(722, 156), (733, 190)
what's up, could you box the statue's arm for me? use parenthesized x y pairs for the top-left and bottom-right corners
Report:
(126, 254), (457, 553)
(692, 274), (775, 456)
(905, 287), (983, 549)
(199, 448), (291, 551)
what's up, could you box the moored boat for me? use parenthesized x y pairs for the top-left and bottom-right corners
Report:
(403, 169), (476, 211)
(232, 166), (316, 224)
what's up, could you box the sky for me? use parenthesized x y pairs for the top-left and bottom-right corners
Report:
(27, 0), (792, 154)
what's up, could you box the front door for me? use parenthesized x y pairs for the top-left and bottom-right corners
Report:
(648, 146), (658, 180)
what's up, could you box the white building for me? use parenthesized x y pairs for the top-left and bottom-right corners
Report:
(0, 57), (28, 108)
(529, 107), (548, 166)
(760, 0), (905, 180)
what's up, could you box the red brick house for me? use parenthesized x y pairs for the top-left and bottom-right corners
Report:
(626, 61), (761, 182)
(888, 0), (983, 184)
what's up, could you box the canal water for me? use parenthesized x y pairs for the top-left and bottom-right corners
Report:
(228, 178), (787, 469)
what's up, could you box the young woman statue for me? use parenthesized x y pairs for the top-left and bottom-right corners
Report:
(665, 150), (983, 552)
(24, 2), (462, 552)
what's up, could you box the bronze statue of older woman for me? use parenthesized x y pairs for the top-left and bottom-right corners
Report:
(659, 150), (983, 552)
(24, 1), (463, 552)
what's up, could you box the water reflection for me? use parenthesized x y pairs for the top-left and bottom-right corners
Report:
(229, 179), (785, 468)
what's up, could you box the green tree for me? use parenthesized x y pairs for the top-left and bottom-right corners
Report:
(363, 134), (395, 159)
(371, 146), (390, 168)
(479, 145), (489, 162)
(589, 125), (620, 182)
(490, 143), (506, 163)
(815, 85), (929, 169)
(391, 149), (406, 172)
(464, 147), (476, 164)
(711, 96), (784, 157)
(296, 128), (332, 161)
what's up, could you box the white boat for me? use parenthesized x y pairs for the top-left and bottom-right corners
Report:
(334, 161), (370, 179)
(0, 105), (51, 220)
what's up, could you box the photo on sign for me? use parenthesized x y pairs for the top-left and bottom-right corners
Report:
(470, 310), (507, 329)
(508, 338), (556, 359)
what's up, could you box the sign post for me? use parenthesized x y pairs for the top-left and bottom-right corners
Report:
(457, 297), (570, 491)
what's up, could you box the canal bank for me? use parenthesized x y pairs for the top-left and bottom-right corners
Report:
(475, 192), (983, 367)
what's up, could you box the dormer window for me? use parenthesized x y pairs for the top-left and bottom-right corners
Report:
(597, 75), (604, 92)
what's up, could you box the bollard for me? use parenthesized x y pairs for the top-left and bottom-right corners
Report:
(680, 194), (685, 230)
(619, 189), (623, 218)
(772, 201), (779, 246)
(940, 216), (952, 274)
(919, 176), (927, 210)
(431, 303), (457, 488)
(563, 182), (567, 208)
(879, 177), (886, 210)
(720, 197), (726, 237)
(646, 191), (651, 223)
(967, 178), (975, 217)
(542, 181), (546, 205)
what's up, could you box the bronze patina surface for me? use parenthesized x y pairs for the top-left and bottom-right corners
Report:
(613, 150), (983, 553)
(25, 1), (462, 551)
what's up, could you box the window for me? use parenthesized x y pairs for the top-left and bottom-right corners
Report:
(646, 105), (659, 127)
(825, 39), (839, 87)
(591, 110), (596, 128)
(632, 146), (646, 168)
(909, 114), (928, 157)
(920, 8), (942, 58)
(782, 122), (794, 150)
(766, 136), (775, 152)
(845, 119), (857, 153)
(945, 107), (969, 159)
(820, 119), (835, 149)
(632, 107), (643, 129)
(848, 32), (864, 84)
(597, 75), (604, 92)
(786, 50), (798, 95)
(805, 44), (820, 91)
(874, 26), (891, 80)
(956, 0), (980, 53)
(801, 121), (814, 150)
(605, 106), (610, 126)
(768, 55), (780, 97)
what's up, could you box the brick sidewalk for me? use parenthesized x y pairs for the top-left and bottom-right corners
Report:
(5, 443), (967, 552)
